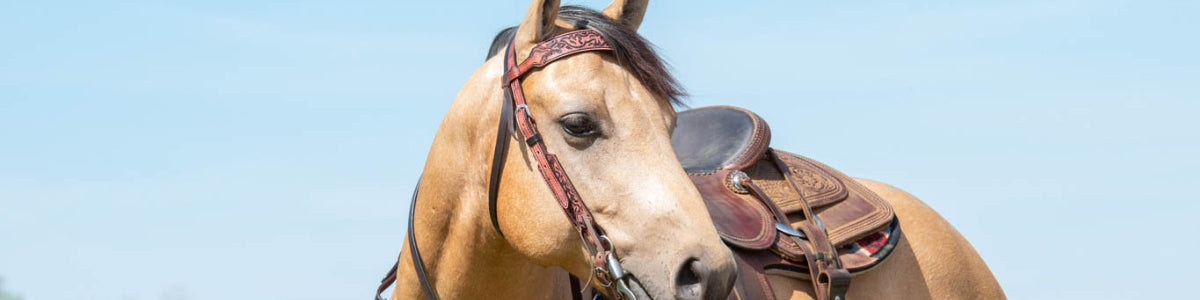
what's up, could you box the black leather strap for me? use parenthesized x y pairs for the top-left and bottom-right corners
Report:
(569, 275), (583, 300)
(408, 183), (440, 300)
(375, 260), (397, 300)
(486, 33), (517, 238)
(488, 56), (515, 238)
(374, 183), (438, 300)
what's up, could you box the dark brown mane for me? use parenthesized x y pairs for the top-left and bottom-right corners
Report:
(487, 6), (686, 106)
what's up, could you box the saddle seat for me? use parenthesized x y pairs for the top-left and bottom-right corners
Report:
(672, 106), (902, 300)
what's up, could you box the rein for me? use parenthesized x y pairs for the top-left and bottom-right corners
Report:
(376, 29), (636, 300)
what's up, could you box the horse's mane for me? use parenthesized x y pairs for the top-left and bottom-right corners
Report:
(487, 6), (686, 106)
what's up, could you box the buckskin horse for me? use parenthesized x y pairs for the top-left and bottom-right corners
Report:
(378, 0), (1004, 299)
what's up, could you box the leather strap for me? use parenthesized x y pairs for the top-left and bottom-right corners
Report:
(376, 261), (396, 300)
(375, 184), (437, 300)
(407, 184), (439, 300)
(769, 150), (850, 300)
(503, 30), (613, 83)
(569, 275), (584, 300)
(487, 36), (517, 238)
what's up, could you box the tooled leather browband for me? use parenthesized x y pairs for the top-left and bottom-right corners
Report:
(504, 30), (614, 82)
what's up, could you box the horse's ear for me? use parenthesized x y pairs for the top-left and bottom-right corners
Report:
(513, 0), (561, 60)
(602, 0), (648, 31)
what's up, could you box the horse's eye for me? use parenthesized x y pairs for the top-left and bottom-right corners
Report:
(560, 114), (599, 137)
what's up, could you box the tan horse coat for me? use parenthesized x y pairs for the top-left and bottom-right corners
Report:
(388, 0), (1004, 299)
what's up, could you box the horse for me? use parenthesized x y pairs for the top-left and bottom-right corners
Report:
(385, 0), (1005, 299)
(383, 0), (737, 299)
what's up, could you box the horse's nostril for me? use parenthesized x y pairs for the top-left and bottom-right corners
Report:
(675, 258), (704, 299)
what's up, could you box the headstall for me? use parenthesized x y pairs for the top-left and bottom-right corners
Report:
(377, 29), (637, 300)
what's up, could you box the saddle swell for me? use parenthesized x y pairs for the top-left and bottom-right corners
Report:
(672, 106), (902, 300)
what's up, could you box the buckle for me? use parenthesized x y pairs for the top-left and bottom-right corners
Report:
(514, 104), (529, 115)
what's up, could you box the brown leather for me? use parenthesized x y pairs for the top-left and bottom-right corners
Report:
(691, 168), (777, 250)
(673, 106), (900, 300)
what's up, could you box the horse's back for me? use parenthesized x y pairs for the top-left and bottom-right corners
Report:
(768, 178), (1005, 300)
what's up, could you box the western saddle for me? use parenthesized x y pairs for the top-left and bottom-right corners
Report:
(672, 106), (902, 300)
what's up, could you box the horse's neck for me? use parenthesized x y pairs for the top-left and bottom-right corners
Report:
(394, 59), (565, 299)
(407, 166), (561, 299)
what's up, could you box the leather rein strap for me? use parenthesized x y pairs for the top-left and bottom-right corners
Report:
(377, 29), (634, 300)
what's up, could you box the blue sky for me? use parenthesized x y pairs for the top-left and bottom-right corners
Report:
(1, 0), (1196, 299)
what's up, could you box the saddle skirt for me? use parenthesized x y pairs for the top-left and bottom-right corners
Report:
(672, 106), (902, 299)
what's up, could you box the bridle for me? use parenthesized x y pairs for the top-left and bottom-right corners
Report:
(376, 29), (638, 300)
